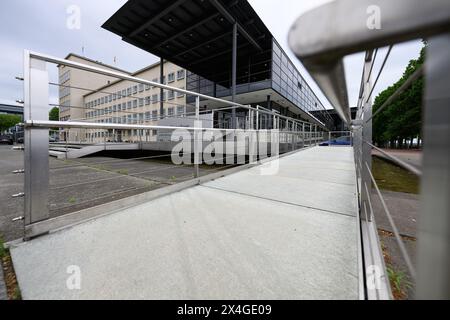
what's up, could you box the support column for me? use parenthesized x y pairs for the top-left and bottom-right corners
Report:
(160, 57), (164, 118)
(231, 23), (237, 129)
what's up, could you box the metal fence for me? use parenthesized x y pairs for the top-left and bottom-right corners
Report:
(17, 50), (325, 239)
(289, 0), (450, 299)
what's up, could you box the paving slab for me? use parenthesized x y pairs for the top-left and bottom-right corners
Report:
(10, 146), (360, 300)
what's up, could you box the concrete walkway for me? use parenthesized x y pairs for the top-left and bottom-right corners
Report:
(9, 147), (360, 300)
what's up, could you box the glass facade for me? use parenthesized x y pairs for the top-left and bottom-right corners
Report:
(271, 40), (324, 113)
(186, 38), (326, 117)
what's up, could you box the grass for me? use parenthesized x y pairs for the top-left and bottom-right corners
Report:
(387, 266), (411, 298)
(116, 169), (129, 175)
(0, 236), (6, 259)
(379, 231), (414, 300)
(68, 196), (77, 204)
(372, 156), (420, 194)
(0, 235), (22, 300)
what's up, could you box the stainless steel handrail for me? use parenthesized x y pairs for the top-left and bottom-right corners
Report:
(289, 0), (450, 300)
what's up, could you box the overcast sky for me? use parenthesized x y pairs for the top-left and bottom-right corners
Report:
(0, 0), (423, 110)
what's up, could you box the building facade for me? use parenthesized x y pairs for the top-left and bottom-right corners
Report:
(58, 54), (187, 142)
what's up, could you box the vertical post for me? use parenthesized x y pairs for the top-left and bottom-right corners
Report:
(23, 51), (50, 226)
(314, 125), (317, 145)
(231, 23), (237, 129)
(256, 106), (259, 130)
(194, 96), (200, 179)
(160, 58), (164, 118)
(361, 51), (374, 221)
(416, 33), (450, 299)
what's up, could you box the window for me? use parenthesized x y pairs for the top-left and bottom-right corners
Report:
(168, 90), (174, 100)
(152, 94), (158, 104)
(145, 84), (151, 91)
(139, 98), (144, 107)
(167, 107), (174, 116)
(122, 89), (127, 98)
(151, 78), (158, 88)
(151, 110), (158, 120)
(176, 106), (185, 116)
(101, 97), (104, 104)
(127, 88), (132, 96)
(117, 92), (121, 100)
(127, 101), (132, 109)
(160, 76), (166, 84)
(145, 96), (151, 105)
(168, 72), (175, 83)
(122, 103), (126, 110)
(113, 94), (116, 101)
(177, 70), (185, 80)
(133, 86), (138, 94)
(139, 113), (144, 121)
(177, 87), (185, 98)
(133, 99), (138, 108)
(109, 94), (112, 102)
(145, 112), (151, 121)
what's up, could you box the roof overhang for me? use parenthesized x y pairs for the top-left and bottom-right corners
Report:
(102, 0), (273, 86)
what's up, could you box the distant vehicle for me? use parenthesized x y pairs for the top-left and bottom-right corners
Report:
(0, 134), (14, 145)
(320, 136), (352, 146)
(49, 136), (59, 143)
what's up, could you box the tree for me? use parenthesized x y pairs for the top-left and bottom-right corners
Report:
(372, 44), (425, 148)
(49, 106), (59, 121)
(0, 114), (21, 133)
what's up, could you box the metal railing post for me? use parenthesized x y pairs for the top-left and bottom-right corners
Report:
(194, 96), (200, 178)
(23, 50), (50, 226)
(256, 106), (259, 130)
(361, 51), (374, 221)
(416, 33), (450, 300)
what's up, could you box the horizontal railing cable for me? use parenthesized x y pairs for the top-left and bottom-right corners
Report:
(365, 162), (417, 279)
(365, 140), (422, 176)
(366, 65), (424, 123)
(365, 45), (393, 104)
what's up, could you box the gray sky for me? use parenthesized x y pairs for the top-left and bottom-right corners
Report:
(0, 0), (423, 110)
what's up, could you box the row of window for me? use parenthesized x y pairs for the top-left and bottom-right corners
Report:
(85, 91), (185, 118)
(87, 106), (185, 123)
(84, 70), (185, 109)
(87, 130), (158, 139)
(59, 86), (70, 99)
(59, 70), (70, 84)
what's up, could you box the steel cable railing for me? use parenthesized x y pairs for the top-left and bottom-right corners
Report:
(289, 0), (450, 300)
(18, 50), (326, 240)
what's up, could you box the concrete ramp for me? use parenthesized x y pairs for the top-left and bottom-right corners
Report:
(10, 147), (360, 299)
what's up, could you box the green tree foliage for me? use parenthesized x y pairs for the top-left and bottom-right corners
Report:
(0, 114), (21, 132)
(49, 106), (59, 121)
(373, 45), (425, 148)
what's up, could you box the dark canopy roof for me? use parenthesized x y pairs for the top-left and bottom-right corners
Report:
(102, 0), (273, 86)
